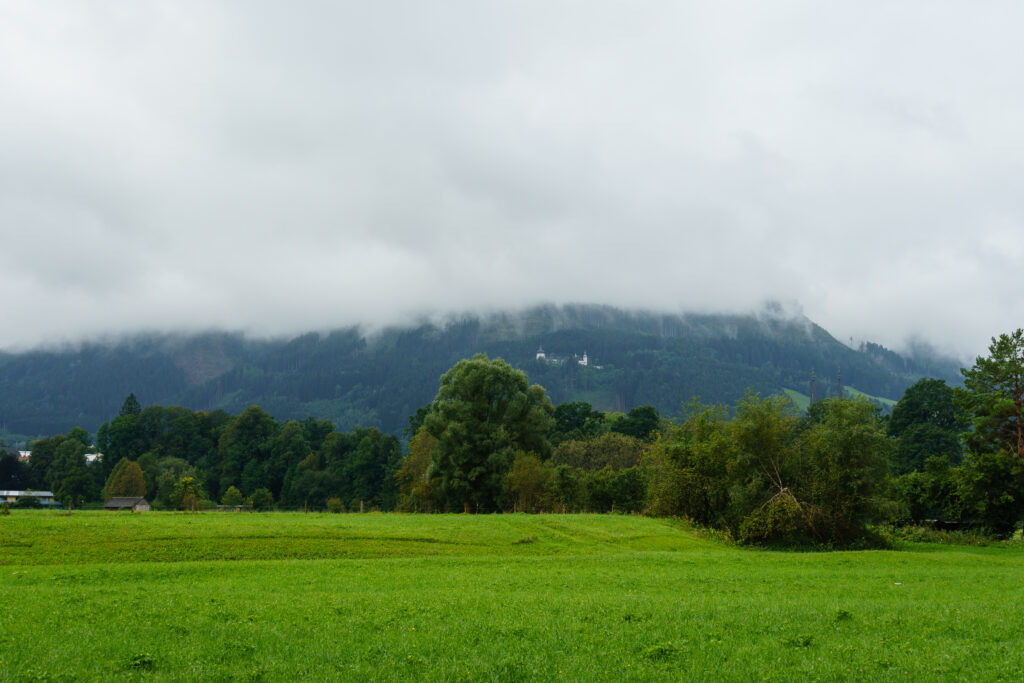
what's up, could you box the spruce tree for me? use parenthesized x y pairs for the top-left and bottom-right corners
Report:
(119, 393), (142, 417)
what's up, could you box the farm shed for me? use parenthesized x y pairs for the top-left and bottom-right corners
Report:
(104, 497), (151, 512)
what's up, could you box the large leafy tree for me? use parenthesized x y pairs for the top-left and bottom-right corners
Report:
(322, 427), (402, 509)
(216, 405), (279, 497)
(888, 378), (966, 473)
(96, 413), (143, 480)
(0, 451), (28, 490)
(102, 459), (147, 499)
(643, 402), (734, 525)
(282, 455), (337, 510)
(264, 421), (311, 499)
(957, 329), (1024, 461)
(890, 379), (964, 434)
(800, 398), (891, 544)
(170, 476), (205, 511)
(550, 401), (605, 445)
(952, 449), (1024, 537)
(949, 329), (1024, 535)
(395, 430), (440, 512)
(27, 435), (63, 490)
(49, 428), (94, 507)
(149, 456), (196, 508)
(728, 394), (804, 540)
(610, 405), (661, 441)
(423, 354), (554, 512)
(504, 452), (554, 513)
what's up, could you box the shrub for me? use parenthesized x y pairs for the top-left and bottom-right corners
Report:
(326, 497), (345, 513)
(221, 485), (244, 507)
(170, 477), (205, 511)
(879, 524), (997, 546)
(250, 488), (275, 511)
(952, 449), (1024, 538)
(738, 490), (812, 545)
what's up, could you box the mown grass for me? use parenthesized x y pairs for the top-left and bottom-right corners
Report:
(2, 511), (1023, 681)
(0, 512), (704, 565)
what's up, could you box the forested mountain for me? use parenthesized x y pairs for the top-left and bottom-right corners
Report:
(0, 304), (961, 441)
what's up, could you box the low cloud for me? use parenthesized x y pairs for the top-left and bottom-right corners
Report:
(1, 2), (1021, 360)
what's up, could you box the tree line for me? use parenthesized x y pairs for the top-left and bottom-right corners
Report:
(2, 329), (1021, 546)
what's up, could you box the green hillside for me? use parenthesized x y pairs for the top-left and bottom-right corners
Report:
(785, 386), (897, 413)
(844, 385), (898, 408)
(0, 304), (961, 439)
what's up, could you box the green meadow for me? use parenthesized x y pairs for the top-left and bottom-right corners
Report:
(2, 512), (1023, 681)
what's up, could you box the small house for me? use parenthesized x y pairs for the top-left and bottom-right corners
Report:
(104, 497), (151, 512)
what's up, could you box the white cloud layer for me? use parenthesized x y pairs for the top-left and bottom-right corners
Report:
(1, 2), (1022, 360)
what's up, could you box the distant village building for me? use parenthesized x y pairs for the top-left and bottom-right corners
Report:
(535, 344), (598, 369)
(15, 450), (101, 464)
(104, 497), (151, 512)
(1, 490), (58, 507)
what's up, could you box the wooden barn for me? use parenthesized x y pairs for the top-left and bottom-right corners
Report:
(104, 497), (151, 512)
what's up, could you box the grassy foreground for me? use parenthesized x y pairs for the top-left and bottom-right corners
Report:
(2, 512), (1023, 681)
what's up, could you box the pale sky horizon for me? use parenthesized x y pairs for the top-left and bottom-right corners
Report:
(2, 2), (1022, 361)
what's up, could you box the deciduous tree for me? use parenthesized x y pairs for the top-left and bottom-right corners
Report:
(48, 429), (94, 506)
(504, 451), (552, 513)
(610, 405), (661, 441)
(889, 378), (966, 473)
(216, 406), (279, 498)
(0, 451), (28, 490)
(423, 355), (554, 512)
(800, 398), (891, 544)
(221, 485), (244, 507)
(550, 402), (605, 445)
(249, 487), (274, 511)
(395, 429), (440, 512)
(170, 476), (204, 511)
(102, 459), (147, 500)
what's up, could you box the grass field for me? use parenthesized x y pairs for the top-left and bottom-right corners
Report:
(2, 512), (1023, 681)
(783, 387), (898, 413)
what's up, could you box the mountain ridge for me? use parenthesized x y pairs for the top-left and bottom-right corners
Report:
(0, 304), (962, 441)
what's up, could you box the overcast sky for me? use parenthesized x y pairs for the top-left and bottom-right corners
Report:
(1, 2), (1021, 359)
